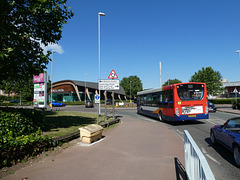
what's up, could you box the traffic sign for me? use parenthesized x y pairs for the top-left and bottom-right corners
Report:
(233, 88), (238, 93)
(99, 80), (120, 90)
(95, 94), (100, 103)
(108, 69), (118, 79)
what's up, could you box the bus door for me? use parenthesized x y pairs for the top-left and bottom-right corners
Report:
(162, 90), (174, 120)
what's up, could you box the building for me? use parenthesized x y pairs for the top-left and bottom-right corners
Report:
(0, 89), (16, 96)
(221, 79), (240, 98)
(50, 80), (126, 102)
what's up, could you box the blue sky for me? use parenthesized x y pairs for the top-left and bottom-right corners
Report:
(46, 0), (240, 89)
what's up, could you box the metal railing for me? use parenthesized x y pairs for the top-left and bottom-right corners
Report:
(184, 130), (215, 180)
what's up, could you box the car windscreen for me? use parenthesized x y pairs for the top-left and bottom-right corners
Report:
(177, 84), (204, 101)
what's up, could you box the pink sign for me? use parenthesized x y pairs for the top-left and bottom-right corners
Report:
(33, 73), (44, 83)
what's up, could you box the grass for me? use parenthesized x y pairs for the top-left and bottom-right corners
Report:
(42, 111), (107, 138)
(0, 101), (33, 106)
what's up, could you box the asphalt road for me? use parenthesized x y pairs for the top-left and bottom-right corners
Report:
(51, 105), (240, 179)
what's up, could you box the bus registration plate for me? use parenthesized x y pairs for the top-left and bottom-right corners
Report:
(188, 115), (196, 117)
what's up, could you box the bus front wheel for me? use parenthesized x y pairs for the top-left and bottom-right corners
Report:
(158, 111), (164, 122)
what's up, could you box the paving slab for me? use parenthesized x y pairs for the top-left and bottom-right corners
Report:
(3, 116), (184, 180)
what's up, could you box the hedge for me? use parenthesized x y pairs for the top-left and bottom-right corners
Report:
(208, 99), (234, 104)
(0, 108), (52, 168)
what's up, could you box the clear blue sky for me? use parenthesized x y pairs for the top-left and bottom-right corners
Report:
(46, 0), (240, 89)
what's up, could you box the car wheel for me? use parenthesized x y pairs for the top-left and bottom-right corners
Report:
(210, 131), (217, 145)
(158, 111), (164, 122)
(233, 145), (240, 167)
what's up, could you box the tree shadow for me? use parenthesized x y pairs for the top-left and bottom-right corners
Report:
(42, 113), (96, 132)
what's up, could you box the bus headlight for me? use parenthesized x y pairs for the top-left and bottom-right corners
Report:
(205, 106), (208, 115)
(176, 107), (180, 117)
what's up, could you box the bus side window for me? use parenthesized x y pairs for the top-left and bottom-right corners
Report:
(168, 91), (173, 108)
(163, 92), (168, 108)
(146, 94), (152, 105)
(158, 92), (163, 107)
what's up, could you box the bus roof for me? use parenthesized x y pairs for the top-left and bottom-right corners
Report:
(137, 82), (206, 96)
(137, 88), (162, 96)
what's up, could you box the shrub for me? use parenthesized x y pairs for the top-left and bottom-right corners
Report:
(209, 99), (233, 104)
(63, 101), (85, 105)
(0, 108), (52, 168)
(231, 98), (240, 109)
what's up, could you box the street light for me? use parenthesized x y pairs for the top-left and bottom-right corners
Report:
(130, 81), (132, 102)
(236, 50), (240, 64)
(167, 72), (169, 85)
(85, 73), (87, 103)
(51, 50), (56, 111)
(98, 12), (105, 115)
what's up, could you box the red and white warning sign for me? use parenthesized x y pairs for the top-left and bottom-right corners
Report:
(108, 69), (118, 79)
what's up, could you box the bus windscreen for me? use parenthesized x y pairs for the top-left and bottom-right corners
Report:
(177, 84), (204, 101)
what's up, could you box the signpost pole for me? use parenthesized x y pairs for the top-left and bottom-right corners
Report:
(113, 91), (115, 120)
(95, 94), (100, 124)
(97, 104), (99, 124)
(234, 88), (238, 109)
(105, 91), (107, 121)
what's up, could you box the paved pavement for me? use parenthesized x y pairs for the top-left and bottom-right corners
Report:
(215, 104), (240, 115)
(3, 116), (184, 180)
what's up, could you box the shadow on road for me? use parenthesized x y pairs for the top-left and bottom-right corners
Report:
(136, 113), (206, 126)
(205, 137), (238, 168)
(166, 120), (205, 126)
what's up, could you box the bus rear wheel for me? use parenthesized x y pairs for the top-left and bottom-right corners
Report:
(158, 111), (164, 122)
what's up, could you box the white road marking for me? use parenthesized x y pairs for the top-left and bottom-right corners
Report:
(201, 147), (221, 165)
(206, 119), (216, 125)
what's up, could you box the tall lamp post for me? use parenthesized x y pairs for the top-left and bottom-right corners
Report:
(85, 73), (87, 103)
(235, 50), (240, 102)
(167, 72), (169, 85)
(98, 12), (105, 115)
(236, 50), (240, 63)
(51, 50), (56, 111)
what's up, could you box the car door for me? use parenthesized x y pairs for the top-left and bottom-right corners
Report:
(220, 120), (235, 149)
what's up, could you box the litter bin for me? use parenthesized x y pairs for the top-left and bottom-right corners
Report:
(79, 124), (103, 144)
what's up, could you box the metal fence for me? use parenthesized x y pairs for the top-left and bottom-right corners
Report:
(184, 130), (215, 180)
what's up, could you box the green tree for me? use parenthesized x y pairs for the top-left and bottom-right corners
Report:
(162, 79), (182, 86)
(120, 76), (143, 99)
(189, 67), (222, 95)
(20, 78), (34, 101)
(0, 0), (74, 85)
(0, 78), (34, 101)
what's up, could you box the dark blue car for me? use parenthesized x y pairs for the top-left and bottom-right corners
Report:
(208, 101), (217, 112)
(210, 117), (240, 167)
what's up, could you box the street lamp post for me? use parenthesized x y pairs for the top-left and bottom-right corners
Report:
(236, 50), (240, 64)
(51, 50), (56, 111)
(235, 50), (240, 103)
(85, 73), (87, 103)
(167, 72), (169, 85)
(98, 12), (105, 116)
